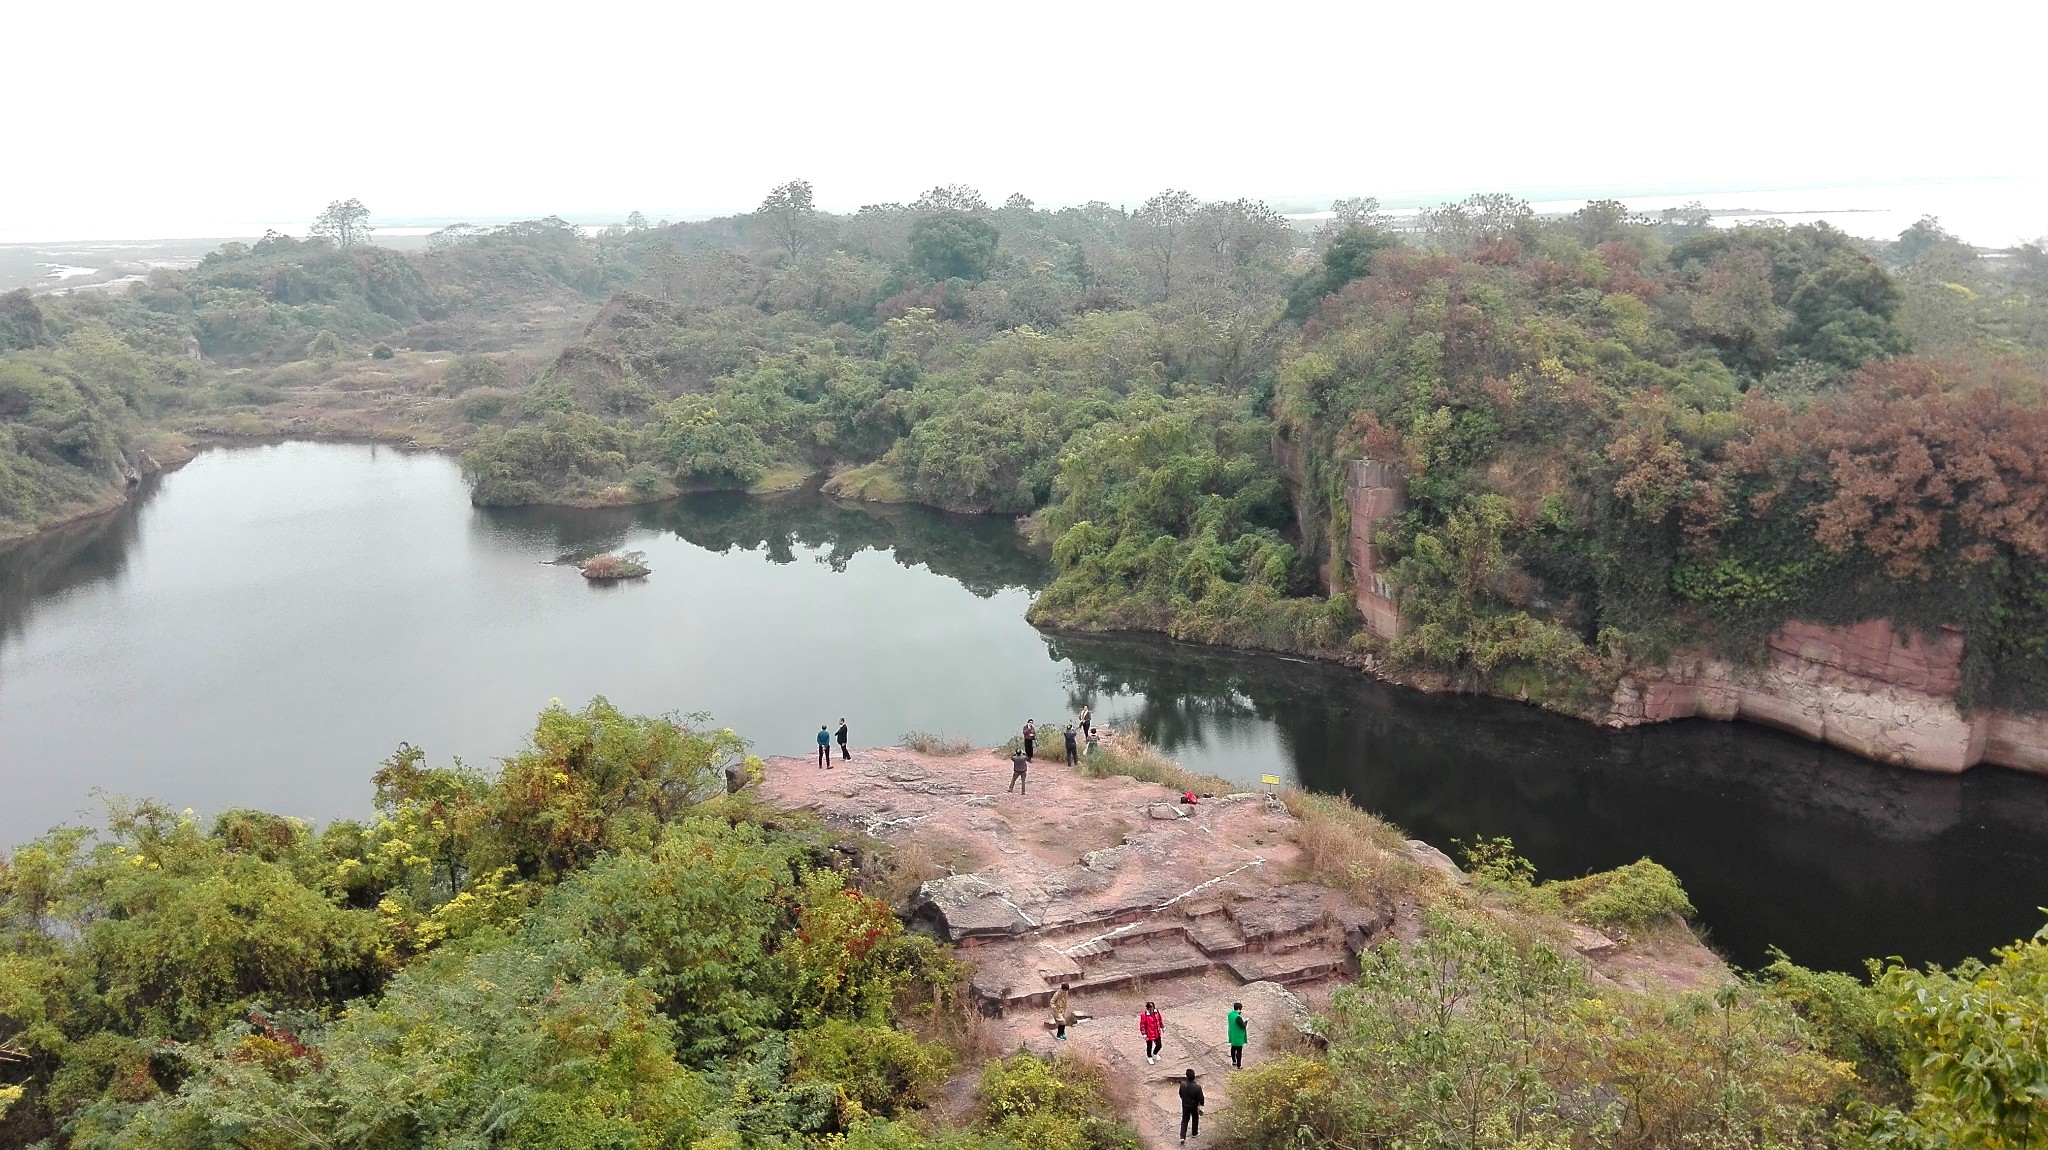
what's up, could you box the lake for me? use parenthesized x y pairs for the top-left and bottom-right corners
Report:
(4, 441), (2047, 972)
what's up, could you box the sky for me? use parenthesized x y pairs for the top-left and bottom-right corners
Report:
(7, 0), (2045, 243)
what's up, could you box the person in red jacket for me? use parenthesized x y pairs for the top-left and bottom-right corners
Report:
(1138, 1001), (1165, 1064)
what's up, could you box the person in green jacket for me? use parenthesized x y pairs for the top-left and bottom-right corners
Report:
(1226, 1002), (1247, 1068)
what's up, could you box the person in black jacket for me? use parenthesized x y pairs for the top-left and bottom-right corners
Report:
(835, 718), (850, 760)
(1063, 723), (1079, 766)
(1178, 1069), (1204, 1143)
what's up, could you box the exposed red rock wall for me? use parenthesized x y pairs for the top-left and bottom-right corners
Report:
(1344, 459), (1403, 640)
(1609, 619), (2047, 775)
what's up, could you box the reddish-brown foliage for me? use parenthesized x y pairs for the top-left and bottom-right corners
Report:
(1722, 358), (2048, 577)
(1596, 242), (1664, 300)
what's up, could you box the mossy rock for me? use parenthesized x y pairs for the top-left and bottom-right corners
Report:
(748, 465), (812, 494)
(822, 463), (908, 504)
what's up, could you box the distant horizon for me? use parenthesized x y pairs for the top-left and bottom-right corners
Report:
(5, 174), (2045, 250)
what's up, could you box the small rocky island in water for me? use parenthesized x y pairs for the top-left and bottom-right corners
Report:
(579, 551), (650, 581)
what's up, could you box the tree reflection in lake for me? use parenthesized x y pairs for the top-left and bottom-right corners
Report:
(0, 473), (156, 656)
(477, 488), (1050, 599)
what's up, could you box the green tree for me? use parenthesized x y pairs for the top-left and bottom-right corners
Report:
(1286, 222), (1394, 320)
(1865, 921), (2048, 1148)
(1134, 189), (1197, 299)
(907, 212), (999, 283)
(757, 179), (822, 264)
(309, 198), (373, 248)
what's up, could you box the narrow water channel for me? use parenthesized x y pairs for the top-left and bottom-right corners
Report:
(3, 441), (2045, 972)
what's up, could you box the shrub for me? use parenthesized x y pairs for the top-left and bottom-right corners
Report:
(370, 343), (395, 360)
(1760, 952), (1910, 1098)
(900, 731), (973, 756)
(1313, 910), (1845, 1150)
(1541, 857), (1695, 929)
(791, 1020), (952, 1117)
(1224, 1054), (1344, 1150)
(443, 353), (508, 393)
(1861, 919), (2048, 1147)
(456, 386), (516, 422)
(1458, 838), (1696, 931)
(976, 1053), (1139, 1150)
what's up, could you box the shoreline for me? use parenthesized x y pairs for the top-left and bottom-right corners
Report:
(10, 435), (2035, 780)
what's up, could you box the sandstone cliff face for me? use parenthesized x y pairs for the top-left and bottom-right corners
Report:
(1329, 457), (2047, 774)
(1343, 459), (1404, 641)
(1607, 619), (2048, 776)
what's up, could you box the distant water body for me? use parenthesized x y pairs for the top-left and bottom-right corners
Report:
(5, 442), (2048, 973)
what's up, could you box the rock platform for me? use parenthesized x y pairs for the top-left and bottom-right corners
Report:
(754, 743), (1724, 1146)
(755, 745), (1402, 1146)
(756, 746), (1394, 1016)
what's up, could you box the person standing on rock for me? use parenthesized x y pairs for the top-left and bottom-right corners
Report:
(1063, 723), (1079, 767)
(1050, 981), (1072, 1040)
(1139, 1001), (1164, 1064)
(835, 718), (850, 761)
(1178, 1069), (1204, 1142)
(816, 725), (831, 769)
(1008, 749), (1029, 794)
(1022, 719), (1037, 760)
(1227, 1002), (1248, 1068)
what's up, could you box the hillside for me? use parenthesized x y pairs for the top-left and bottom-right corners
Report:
(0, 213), (688, 541)
(449, 189), (2048, 745)
(3, 702), (2042, 1148)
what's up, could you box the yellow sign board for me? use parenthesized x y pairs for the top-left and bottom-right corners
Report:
(1260, 774), (1281, 786)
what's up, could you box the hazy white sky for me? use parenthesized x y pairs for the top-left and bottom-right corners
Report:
(8, 0), (2044, 241)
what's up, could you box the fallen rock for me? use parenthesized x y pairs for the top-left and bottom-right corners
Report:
(1568, 923), (1618, 957)
(1147, 803), (1187, 820)
(1405, 839), (1469, 884)
(913, 873), (1038, 939)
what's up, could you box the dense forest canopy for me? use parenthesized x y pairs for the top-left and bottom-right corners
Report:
(439, 187), (2047, 712)
(3, 189), (2045, 710)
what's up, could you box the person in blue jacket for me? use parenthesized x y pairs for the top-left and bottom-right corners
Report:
(817, 724), (832, 769)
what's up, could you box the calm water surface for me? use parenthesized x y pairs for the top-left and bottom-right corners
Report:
(4, 442), (2046, 972)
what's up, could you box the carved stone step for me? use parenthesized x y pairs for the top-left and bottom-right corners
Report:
(1224, 947), (1349, 986)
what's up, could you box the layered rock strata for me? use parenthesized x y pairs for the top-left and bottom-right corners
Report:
(1608, 619), (2048, 775)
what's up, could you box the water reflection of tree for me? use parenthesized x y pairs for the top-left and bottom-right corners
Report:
(475, 491), (1050, 598)
(0, 477), (153, 657)
(1048, 633), (1277, 751)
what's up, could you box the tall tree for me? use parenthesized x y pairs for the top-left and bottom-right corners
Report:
(755, 180), (821, 264)
(311, 198), (374, 248)
(912, 185), (989, 214)
(908, 213), (999, 282)
(1135, 189), (1198, 300)
(650, 240), (683, 301)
